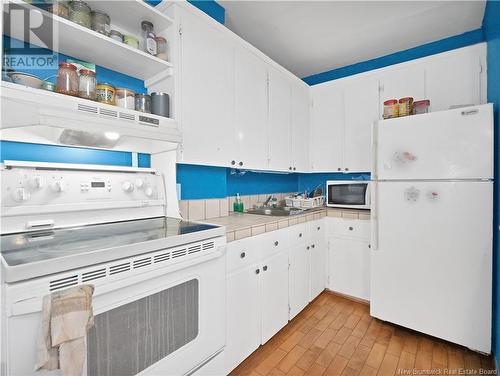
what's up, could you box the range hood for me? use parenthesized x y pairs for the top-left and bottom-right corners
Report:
(0, 82), (181, 153)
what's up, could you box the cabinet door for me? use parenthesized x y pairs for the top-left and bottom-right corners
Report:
(310, 221), (326, 300)
(425, 52), (482, 112)
(379, 65), (425, 116)
(179, 9), (234, 167)
(234, 46), (269, 170)
(328, 237), (370, 300)
(343, 79), (379, 172)
(268, 67), (292, 172)
(261, 248), (289, 344)
(289, 243), (310, 319)
(291, 82), (310, 172)
(225, 265), (262, 374)
(310, 84), (344, 172)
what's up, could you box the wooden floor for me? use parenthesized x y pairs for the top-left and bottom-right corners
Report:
(230, 292), (496, 376)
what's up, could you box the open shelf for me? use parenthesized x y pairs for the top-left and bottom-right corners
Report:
(4, 0), (173, 83)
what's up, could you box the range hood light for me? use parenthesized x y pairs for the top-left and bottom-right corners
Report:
(105, 131), (120, 141)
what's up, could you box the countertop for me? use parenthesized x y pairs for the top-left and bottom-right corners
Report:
(204, 207), (370, 242)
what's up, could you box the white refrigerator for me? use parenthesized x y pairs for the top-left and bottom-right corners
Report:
(371, 104), (493, 353)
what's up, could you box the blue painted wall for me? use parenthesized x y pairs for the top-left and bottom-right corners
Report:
(483, 0), (500, 365)
(227, 170), (297, 197)
(176, 164), (228, 199)
(145, 0), (225, 24)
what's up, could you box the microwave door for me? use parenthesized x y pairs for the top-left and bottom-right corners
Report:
(328, 183), (369, 208)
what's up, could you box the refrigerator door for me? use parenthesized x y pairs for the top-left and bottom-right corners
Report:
(370, 180), (492, 353)
(374, 104), (493, 180)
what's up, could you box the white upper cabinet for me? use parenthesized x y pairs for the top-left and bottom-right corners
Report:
(291, 83), (310, 172)
(268, 67), (292, 172)
(379, 65), (425, 114)
(178, 8), (235, 167)
(310, 84), (344, 172)
(234, 47), (269, 170)
(343, 78), (380, 172)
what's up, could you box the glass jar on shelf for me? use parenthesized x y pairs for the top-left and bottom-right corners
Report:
(56, 62), (79, 96)
(78, 69), (96, 100)
(141, 21), (157, 55)
(69, 0), (91, 28)
(155, 36), (168, 61)
(134, 93), (151, 113)
(91, 11), (110, 36)
(48, 0), (69, 19)
(96, 83), (116, 105)
(116, 88), (136, 110)
(109, 30), (123, 42)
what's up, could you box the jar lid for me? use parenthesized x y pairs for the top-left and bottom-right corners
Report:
(155, 36), (167, 42)
(97, 82), (115, 88)
(151, 92), (169, 96)
(141, 20), (154, 29)
(414, 99), (430, 105)
(384, 99), (398, 105)
(79, 68), (95, 76)
(59, 62), (77, 70)
(135, 93), (150, 98)
(116, 88), (136, 96)
(124, 35), (138, 42)
(399, 97), (414, 103)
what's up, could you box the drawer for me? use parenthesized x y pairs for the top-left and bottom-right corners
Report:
(227, 237), (260, 273)
(258, 228), (289, 255)
(328, 218), (370, 240)
(288, 223), (309, 243)
(309, 219), (325, 239)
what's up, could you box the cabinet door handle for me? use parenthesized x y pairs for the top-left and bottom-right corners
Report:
(239, 161), (243, 167)
(293, 167), (296, 171)
(317, 226), (321, 230)
(289, 166), (293, 170)
(299, 233), (302, 238)
(231, 160), (236, 166)
(311, 244), (315, 248)
(263, 265), (268, 271)
(348, 226), (354, 231)
(345, 168), (349, 171)
(368, 244), (371, 249)
(337, 167), (341, 171)
(307, 246), (310, 250)
(274, 241), (279, 246)
(255, 268), (260, 274)
(240, 252), (246, 258)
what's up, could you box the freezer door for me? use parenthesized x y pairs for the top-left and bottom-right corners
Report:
(371, 181), (492, 353)
(374, 104), (493, 180)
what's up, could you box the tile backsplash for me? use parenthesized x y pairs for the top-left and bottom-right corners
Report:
(179, 192), (294, 221)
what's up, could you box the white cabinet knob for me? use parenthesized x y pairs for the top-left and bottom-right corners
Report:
(144, 187), (154, 197)
(31, 176), (45, 189)
(135, 179), (144, 189)
(122, 181), (134, 192)
(13, 188), (30, 202)
(52, 180), (66, 192)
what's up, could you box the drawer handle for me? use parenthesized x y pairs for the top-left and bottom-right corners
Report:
(311, 244), (315, 248)
(307, 246), (310, 250)
(368, 244), (371, 249)
(299, 233), (302, 237)
(317, 226), (320, 230)
(348, 226), (354, 231)
(263, 265), (268, 271)
(255, 268), (260, 274)
(274, 241), (279, 246)
(240, 252), (246, 258)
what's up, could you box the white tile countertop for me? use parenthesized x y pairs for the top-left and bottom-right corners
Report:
(204, 207), (370, 242)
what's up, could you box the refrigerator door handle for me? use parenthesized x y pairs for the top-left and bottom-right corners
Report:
(371, 120), (378, 180)
(371, 181), (379, 251)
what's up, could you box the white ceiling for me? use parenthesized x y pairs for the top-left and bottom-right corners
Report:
(219, 1), (486, 78)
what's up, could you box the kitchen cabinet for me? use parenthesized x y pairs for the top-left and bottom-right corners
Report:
(178, 7), (235, 167)
(379, 65), (425, 115)
(291, 82), (310, 172)
(309, 220), (327, 300)
(289, 241), (311, 319)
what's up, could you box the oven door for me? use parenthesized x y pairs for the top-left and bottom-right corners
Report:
(3, 245), (226, 376)
(327, 182), (370, 209)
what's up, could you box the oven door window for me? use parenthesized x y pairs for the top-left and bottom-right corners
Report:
(87, 279), (199, 376)
(328, 184), (367, 205)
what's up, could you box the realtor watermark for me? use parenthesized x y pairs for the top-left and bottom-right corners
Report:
(3, 3), (59, 70)
(397, 369), (498, 375)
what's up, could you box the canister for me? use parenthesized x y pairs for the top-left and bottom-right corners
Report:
(124, 35), (139, 49)
(398, 97), (413, 117)
(151, 92), (170, 117)
(383, 99), (399, 119)
(96, 83), (116, 105)
(116, 88), (136, 110)
(134, 93), (151, 113)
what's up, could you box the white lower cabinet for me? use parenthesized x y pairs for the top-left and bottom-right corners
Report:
(288, 241), (310, 319)
(310, 221), (327, 300)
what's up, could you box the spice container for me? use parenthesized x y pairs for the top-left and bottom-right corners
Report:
(412, 100), (430, 115)
(116, 88), (136, 110)
(69, 0), (91, 28)
(78, 69), (96, 100)
(155, 36), (168, 60)
(383, 99), (399, 119)
(56, 62), (79, 96)
(96, 83), (116, 105)
(135, 94), (151, 113)
(91, 11), (110, 36)
(124, 35), (139, 49)
(109, 30), (123, 42)
(151, 92), (170, 118)
(48, 1), (69, 19)
(141, 21), (157, 55)
(398, 97), (413, 117)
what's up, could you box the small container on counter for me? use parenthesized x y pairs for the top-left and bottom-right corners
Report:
(141, 21), (157, 55)
(48, 1), (69, 19)
(155, 36), (168, 61)
(151, 92), (170, 118)
(124, 35), (139, 49)
(69, 0), (91, 28)
(56, 62), (79, 96)
(116, 88), (136, 110)
(96, 83), (116, 105)
(134, 93), (151, 113)
(78, 69), (96, 100)
(398, 97), (413, 117)
(383, 99), (399, 119)
(412, 100), (430, 115)
(91, 11), (110, 36)
(109, 30), (123, 42)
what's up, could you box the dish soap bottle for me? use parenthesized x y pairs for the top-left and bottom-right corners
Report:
(233, 193), (244, 213)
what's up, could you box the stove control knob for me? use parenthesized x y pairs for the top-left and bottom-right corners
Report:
(31, 176), (45, 189)
(135, 179), (144, 189)
(144, 187), (154, 197)
(13, 188), (30, 202)
(122, 181), (134, 192)
(52, 180), (66, 192)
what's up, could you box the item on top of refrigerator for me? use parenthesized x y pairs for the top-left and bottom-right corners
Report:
(233, 193), (244, 213)
(91, 11), (110, 36)
(383, 99), (399, 119)
(124, 35), (139, 49)
(42, 80), (56, 92)
(109, 30), (123, 42)
(8, 72), (43, 89)
(412, 100), (430, 115)
(56, 62), (79, 96)
(115, 88), (136, 109)
(151, 92), (170, 118)
(155, 37), (168, 60)
(78, 69), (96, 100)
(134, 93), (151, 113)
(141, 21), (157, 55)
(69, 0), (91, 28)
(48, 1), (69, 19)
(398, 97), (413, 117)
(96, 83), (116, 105)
